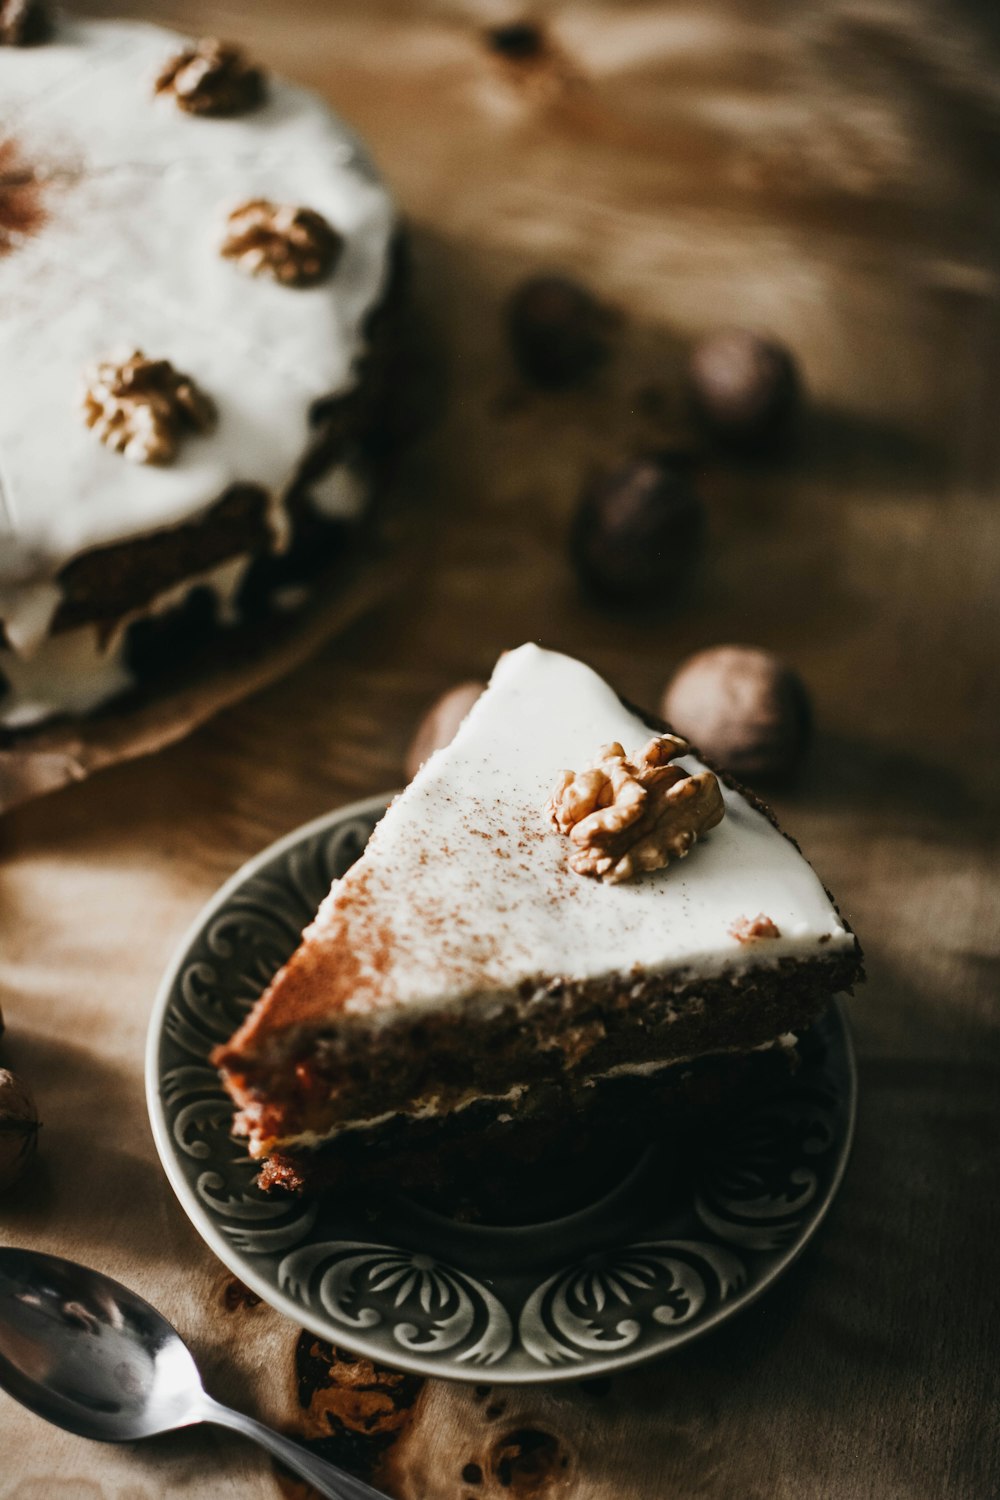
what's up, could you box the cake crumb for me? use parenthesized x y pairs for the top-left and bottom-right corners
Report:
(729, 914), (781, 942)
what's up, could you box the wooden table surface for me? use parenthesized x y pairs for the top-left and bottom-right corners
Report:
(3, 2), (999, 1496)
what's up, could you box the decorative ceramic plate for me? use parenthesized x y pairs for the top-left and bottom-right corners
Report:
(147, 793), (857, 1385)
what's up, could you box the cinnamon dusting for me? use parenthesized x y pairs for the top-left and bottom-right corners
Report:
(0, 141), (45, 253)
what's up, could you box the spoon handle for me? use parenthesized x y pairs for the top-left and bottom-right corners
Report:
(199, 1395), (390, 1500)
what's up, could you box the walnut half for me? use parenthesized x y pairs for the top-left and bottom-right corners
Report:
(548, 734), (725, 883)
(220, 199), (343, 287)
(80, 351), (216, 465)
(154, 37), (265, 117)
(0, 0), (50, 47)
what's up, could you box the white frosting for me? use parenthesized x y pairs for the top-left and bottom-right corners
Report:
(0, 550), (254, 728)
(301, 646), (855, 1026)
(0, 16), (395, 715)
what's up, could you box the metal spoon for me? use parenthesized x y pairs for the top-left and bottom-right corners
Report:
(0, 1247), (388, 1500)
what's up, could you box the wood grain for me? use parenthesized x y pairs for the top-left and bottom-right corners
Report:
(2, 2), (999, 1496)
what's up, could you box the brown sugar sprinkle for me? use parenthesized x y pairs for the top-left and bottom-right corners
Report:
(729, 914), (781, 943)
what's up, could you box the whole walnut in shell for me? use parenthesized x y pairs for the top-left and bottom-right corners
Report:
(662, 645), (811, 783)
(0, 1069), (40, 1191)
(570, 454), (705, 605)
(688, 328), (800, 450)
(507, 274), (611, 388)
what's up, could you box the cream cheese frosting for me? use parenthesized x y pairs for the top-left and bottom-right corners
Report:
(276, 644), (855, 1035)
(0, 16), (396, 720)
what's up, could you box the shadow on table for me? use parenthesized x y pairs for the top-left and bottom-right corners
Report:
(0, 1028), (180, 1268)
(794, 729), (995, 826)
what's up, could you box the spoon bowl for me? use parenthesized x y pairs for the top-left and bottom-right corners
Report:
(0, 1247), (386, 1500)
(0, 1247), (203, 1442)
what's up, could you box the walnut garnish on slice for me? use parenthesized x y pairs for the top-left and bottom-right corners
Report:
(80, 351), (216, 465)
(547, 734), (725, 883)
(0, 0), (50, 47)
(220, 199), (343, 287)
(729, 914), (781, 943)
(154, 37), (265, 117)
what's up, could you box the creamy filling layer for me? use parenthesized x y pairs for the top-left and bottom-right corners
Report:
(0, 581), (63, 658)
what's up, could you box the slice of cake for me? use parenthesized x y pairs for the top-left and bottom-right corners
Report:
(214, 645), (863, 1193)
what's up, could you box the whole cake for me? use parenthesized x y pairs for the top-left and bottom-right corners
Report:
(0, 14), (398, 733)
(214, 645), (864, 1195)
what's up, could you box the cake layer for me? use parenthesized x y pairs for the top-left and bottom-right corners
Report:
(215, 645), (863, 1167)
(256, 1035), (804, 1210)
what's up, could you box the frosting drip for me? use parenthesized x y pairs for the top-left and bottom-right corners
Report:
(0, 551), (257, 728)
(0, 624), (135, 729)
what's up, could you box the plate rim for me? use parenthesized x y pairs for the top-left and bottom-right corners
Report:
(146, 792), (858, 1385)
